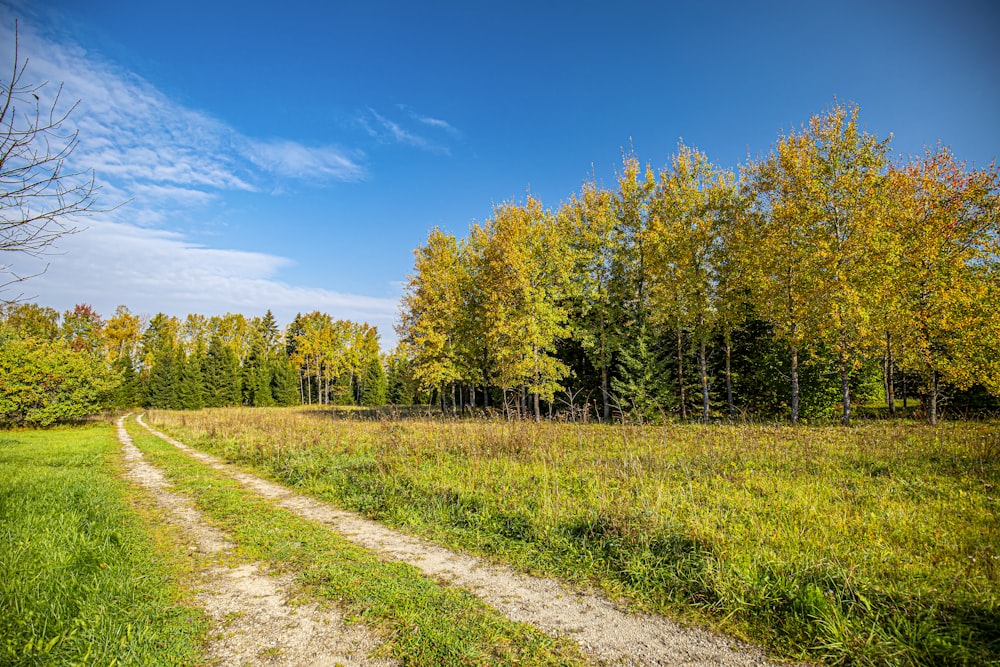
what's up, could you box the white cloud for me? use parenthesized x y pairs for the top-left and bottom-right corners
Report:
(13, 219), (400, 342)
(0, 14), (367, 220)
(0, 11), (399, 345)
(245, 139), (366, 182)
(398, 104), (463, 137)
(363, 107), (455, 155)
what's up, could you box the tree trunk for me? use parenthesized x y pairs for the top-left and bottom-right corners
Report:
(902, 367), (907, 409)
(839, 350), (851, 426)
(790, 342), (799, 424)
(699, 339), (709, 422)
(677, 326), (686, 420)
(885, 330), (896, 417)
(451, 382), (457, 418)
(725, 336), (735, 420)
(601, 362), (610, 421)
(927, 368), (938, 426)
(534, 392), (541, 422)
(600, 331), (610, 420)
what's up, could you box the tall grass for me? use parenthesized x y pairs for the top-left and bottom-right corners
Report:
(126, 421), (588, 667)
(148, 407), (1000, 666)
(0, 424), (207, 666)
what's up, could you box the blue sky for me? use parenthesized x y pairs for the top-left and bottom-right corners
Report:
(2, 0), (998, 348)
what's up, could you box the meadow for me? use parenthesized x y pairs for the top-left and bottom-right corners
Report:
(147, 407), (1000, 666)
(0, 424), (207, 666)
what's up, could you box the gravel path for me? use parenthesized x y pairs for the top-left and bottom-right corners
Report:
(136, 415), (780, 667)
(117, 417), (396, 667)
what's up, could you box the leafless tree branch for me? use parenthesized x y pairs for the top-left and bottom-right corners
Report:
(1, 21), (106, 302)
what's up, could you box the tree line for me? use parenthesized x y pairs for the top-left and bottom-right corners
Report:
(397, 103), (1000, 424)
(0, 304), (389, 426)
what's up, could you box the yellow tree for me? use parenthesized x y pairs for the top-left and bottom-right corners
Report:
(560, 180), (618, 419)
(397, 228), (468, 412)
(891, 147), (1000, 424)
(102, 305), (142, 362)
(743, 102), (889, 424)
(647, 143), (737, 421)
(470, 197), (571, 420)
(742, 136), (826, 424)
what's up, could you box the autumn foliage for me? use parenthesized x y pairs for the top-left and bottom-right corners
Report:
(399, 102), (1000, 424)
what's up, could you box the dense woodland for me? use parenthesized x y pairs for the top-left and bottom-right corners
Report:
(397, 103), (1000, 425)
(0, 304), (392, 426)
(2, 103), (998, 427)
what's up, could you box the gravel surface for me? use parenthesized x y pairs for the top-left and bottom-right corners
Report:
(117, 417), (396, 667)
(137, 415), (782, 667)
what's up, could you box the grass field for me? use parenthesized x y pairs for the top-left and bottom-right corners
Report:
(0, 423), (207, 666)
(148, 407), (1000, 666)
(125, 420), (588, 666)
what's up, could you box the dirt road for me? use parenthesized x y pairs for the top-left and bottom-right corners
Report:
(127, 414), (778, 666)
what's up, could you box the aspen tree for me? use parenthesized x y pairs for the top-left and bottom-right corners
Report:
(560, 180), (619, 419)
(743, 103), (888, 423)
(398, 229), (466, 413)
(892, 147), (1000, 424)
(647, 144), (737, 422)
(470, 197), (571, 421)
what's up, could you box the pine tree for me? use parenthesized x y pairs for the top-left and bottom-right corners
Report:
(110, 354), (139, 408)
(202, 333), (240, 407)
(144, 348), (179, 408)
(269, 357), (300, 406)
(140, 313), (180, 408)
(360, 356), (388, 406)
(177, 351), (205, 410)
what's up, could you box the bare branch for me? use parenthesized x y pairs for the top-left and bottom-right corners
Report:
(1, 21), (105, 303)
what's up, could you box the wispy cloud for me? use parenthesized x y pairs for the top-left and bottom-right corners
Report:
(244, 139), (366, 182)
(0, 9), (398, 342)
(0, 14), (367, 216)
(398, 104), (463, 137)
(15, 219), (400, 340)
(361, 106), (460, 155)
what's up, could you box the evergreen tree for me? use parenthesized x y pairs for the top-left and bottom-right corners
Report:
(110, 354), (139, 408)
(140, 313), (181, 408)
(177, 351), (205, 409)
(269, 357), (300, 406)
(242, 346), (275, 407)
(386, 347), (418, 405)
(360, 356), (388, 406)
(611, 319), (667, 421)
(202, 333), (241, 407)
(143, 348), (179, 408)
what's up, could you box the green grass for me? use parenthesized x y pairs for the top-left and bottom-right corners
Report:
(148, 407), (1000, 666)
(0, 423), (208, 666)
(124, 420), (588, 667)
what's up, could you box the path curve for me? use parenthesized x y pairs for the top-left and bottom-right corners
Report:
(117, 417), (395, 667)
(137, 415), (778, 667)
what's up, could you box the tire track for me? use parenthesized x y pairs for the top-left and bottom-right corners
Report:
(117, 416), (395, 667)
(136, 415), (778, 667)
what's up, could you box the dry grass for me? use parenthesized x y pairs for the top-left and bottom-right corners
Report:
(147, 407), (1000, 666)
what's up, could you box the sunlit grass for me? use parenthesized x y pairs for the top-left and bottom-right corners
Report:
(125, 419), (588, 667)
(0, 424), (207, 666)
(147, 407), (1000, 666)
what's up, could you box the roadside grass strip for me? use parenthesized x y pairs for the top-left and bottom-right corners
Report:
(123, 417), (589, 667)
(137, 415), (775, 666)
(0, 424), (207, 666)
(147, 408), (1000, 667)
